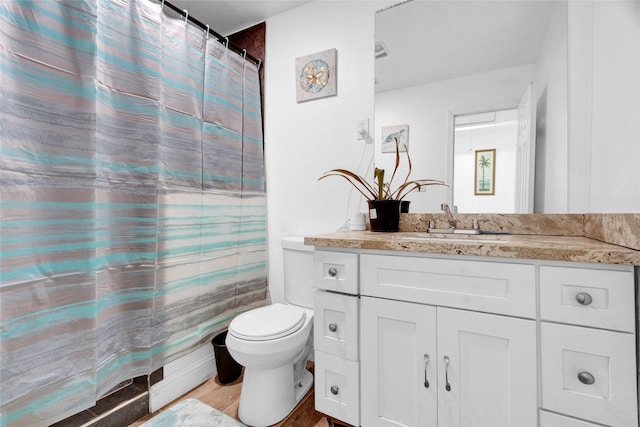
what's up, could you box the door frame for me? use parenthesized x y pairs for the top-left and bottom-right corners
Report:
(445, 101), (518, 210)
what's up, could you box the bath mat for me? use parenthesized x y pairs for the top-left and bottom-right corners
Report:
(141, 398), (246, 427)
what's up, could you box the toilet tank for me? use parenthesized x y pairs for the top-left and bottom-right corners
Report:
(282, 237), (314, 309)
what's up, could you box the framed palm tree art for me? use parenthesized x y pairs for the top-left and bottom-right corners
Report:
(474, 149), (496, 195)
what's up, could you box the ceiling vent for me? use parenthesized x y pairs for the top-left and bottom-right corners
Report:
(375, 42), (389, 59)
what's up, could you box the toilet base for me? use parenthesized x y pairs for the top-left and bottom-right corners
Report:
(238, 366), (313, 426)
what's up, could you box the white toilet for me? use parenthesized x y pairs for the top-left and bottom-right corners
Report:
(226, 237), (315, 427)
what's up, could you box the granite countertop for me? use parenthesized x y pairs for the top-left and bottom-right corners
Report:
(304, 231), (640, 265)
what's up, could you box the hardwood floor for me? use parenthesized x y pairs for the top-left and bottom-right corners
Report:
(129, 365), (348, 427)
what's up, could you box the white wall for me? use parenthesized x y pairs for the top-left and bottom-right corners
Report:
(264, 1), (392, 302)
(568, 0), (640, 213)
(585, 0), (640, 213)
(149, 342), (215, 412)
(535, 1), (568, 213)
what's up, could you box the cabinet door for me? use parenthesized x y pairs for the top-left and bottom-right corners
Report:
(314, 250), (359, 294)
(437, 308), (537, 427)
(539, 266), (635, 332)
(314, 290), (359, 361)
(361, 296), (437, 427)
(314, 351), (360, 426)
(541, 322), (638, 427)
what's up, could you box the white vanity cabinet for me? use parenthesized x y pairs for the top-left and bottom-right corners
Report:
(313, 251), (360, 426)
(361, 296), (536, 427)
(539, 266), (638, 427)
(311, 247), (639, 427)
(360, 254), (537, 427)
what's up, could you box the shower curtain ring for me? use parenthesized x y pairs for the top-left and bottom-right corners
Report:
(242, 49), (247, 60)
(183, 9), (188, 22)
(257, 59), (262, 70)
(205, 24), (210, 40)
(224, 37), (229, 49)
(160, 0), (164, 10)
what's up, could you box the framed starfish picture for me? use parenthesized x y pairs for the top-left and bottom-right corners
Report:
(295, 48), (337, 103)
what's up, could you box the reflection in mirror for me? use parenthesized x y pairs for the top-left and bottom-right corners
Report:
(374, 0), (565, 213)
(453, 81), (536, 213)
(454, 109), (518, 213)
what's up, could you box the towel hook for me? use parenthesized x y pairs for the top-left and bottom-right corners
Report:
(182, 9), (188, 23)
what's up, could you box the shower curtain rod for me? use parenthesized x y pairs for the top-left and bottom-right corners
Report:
(161, 0), (262, 68)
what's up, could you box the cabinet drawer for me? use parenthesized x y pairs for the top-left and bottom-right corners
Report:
(541, 322), (638, 427)
(361, 254), (536, 318)
(540, 410), (603, 427)
(540, 266), (635, 332)
(314, 351), (360, 427)
(313, 251), (358, 294)
(314, 290), (359, 361)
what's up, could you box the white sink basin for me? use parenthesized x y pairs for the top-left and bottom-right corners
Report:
(400, 235), (507, 244)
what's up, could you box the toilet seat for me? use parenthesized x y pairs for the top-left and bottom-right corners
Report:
(228, 303), (306, 341)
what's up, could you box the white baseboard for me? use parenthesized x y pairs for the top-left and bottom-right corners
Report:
(149, 343), (217, 412)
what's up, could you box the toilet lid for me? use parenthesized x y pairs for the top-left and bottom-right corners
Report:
(228, 303), (306, 341)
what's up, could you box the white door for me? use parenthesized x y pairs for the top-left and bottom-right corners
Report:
(436, 307), (537, 427)
(361, 296), (437, 427)
(515, 82), (536, 213)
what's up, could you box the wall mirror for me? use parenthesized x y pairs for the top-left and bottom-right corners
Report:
(374, 0), (564, 214)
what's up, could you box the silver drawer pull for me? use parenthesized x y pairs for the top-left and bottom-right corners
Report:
(328, 267), (338, 277)
(328, 323), (338, 332)
(330, 385), (339, 395)
(576, 292), (593, 306)
(423, 354), (430, 388)
(444, 355), (451, 392)
(577, 371), (596, 385)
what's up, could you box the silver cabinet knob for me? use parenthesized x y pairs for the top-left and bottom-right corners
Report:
(577, 371), (595, 385)
(330, 385), (339, 395)
(576, 292), (593, 306)
(328, 267), (338, 277)
(328, 323), (338, 332)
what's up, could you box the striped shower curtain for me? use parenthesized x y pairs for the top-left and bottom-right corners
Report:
(0, 1), (267, 425)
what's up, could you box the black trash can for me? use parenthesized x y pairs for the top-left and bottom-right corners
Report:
(211, 330), (242, 384)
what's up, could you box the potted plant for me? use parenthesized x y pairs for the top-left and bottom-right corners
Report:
(319, 138), (446, 232)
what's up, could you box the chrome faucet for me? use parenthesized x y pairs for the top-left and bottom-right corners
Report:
(428, 204), (480, 235)
(440, 203), (456, 228)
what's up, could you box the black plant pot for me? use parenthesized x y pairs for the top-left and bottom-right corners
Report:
(368, 199), (402, 232)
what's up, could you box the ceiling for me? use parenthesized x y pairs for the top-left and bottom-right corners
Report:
(167, 0), (311, 36)
(375, 1), (560, 93)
